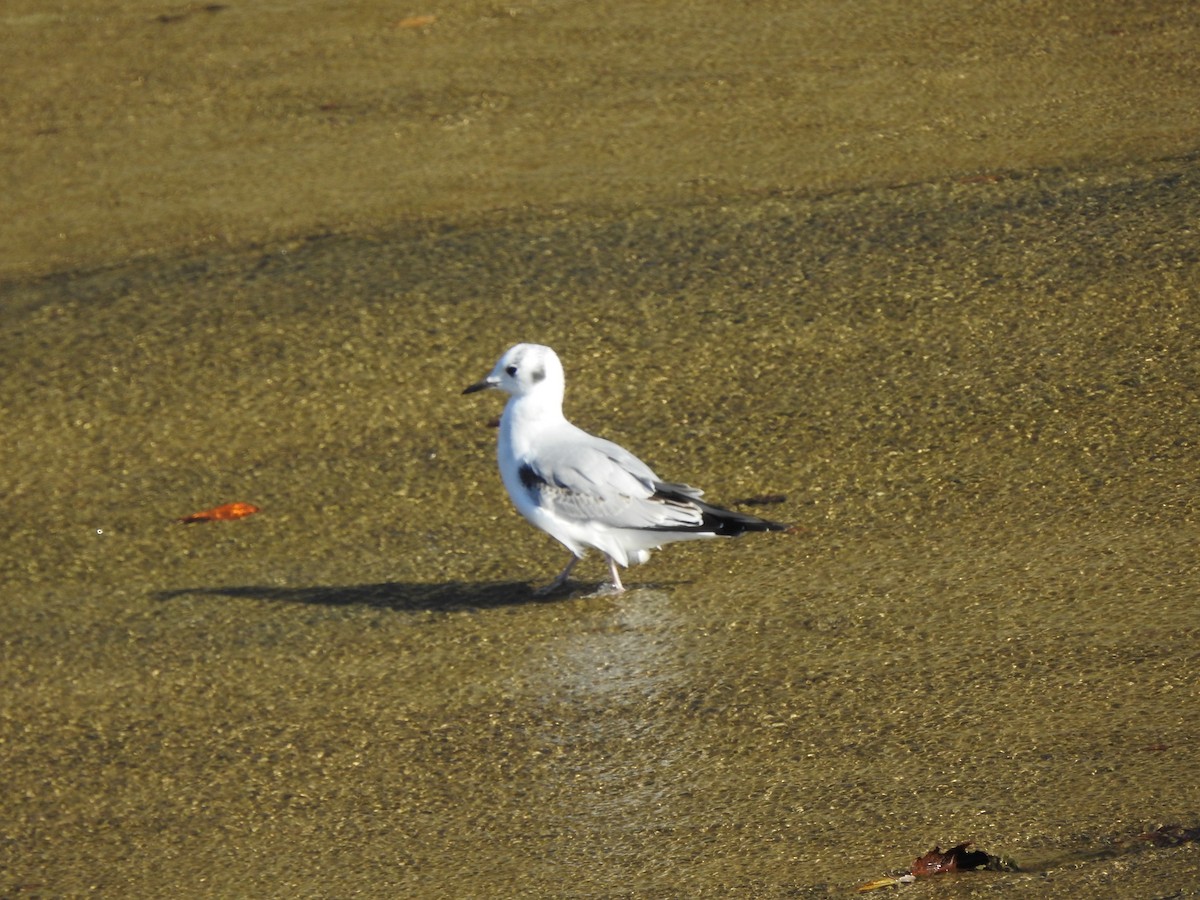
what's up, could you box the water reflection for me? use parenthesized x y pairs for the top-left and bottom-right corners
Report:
(515, 589), (707, 858)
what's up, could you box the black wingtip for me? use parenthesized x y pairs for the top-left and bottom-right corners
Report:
(703, 508), (790, 537)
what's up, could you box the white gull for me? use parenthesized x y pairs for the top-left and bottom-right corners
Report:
(464, 343), (787, 593)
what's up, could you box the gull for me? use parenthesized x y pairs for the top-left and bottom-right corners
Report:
(463, 343), (787, 593)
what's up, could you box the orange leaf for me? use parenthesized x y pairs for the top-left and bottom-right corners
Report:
(179, 502), (261, 524)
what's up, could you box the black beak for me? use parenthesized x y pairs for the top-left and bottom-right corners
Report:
(462, 378), (493, 395)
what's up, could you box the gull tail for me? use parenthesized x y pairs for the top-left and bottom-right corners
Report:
(652, 483), (789, 536)
(694, 501), (789, 536)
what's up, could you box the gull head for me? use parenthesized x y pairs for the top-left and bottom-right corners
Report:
(463, 343), (565, 400)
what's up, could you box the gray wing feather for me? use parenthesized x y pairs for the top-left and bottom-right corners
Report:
(524, 433), (704, 531)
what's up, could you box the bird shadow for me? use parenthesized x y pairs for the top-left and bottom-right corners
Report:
(153, 580), (559, 612)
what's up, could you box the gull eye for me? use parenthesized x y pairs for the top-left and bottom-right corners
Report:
(505, 365), (518, 377)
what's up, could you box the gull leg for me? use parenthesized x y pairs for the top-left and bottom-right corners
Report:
(535, 554), (579, 595)
(605, 556), (626, 594)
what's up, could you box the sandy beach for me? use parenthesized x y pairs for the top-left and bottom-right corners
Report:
(3, 1), (1198, 895)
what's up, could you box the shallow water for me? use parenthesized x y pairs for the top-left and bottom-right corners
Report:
(3, 0), (1199, 280)
(3, 1), (1200, 897)
(5, 161), (1199, 896)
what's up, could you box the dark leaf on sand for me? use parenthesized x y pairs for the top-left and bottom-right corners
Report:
(910, 842), (995, 876)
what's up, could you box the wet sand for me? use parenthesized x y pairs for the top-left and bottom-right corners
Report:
(3, 2), (1200, 897)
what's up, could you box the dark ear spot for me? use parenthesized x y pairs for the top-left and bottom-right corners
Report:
(531, 365), (546, 383)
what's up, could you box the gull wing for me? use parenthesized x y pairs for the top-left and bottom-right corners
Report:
(519, 434), (705, 532)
